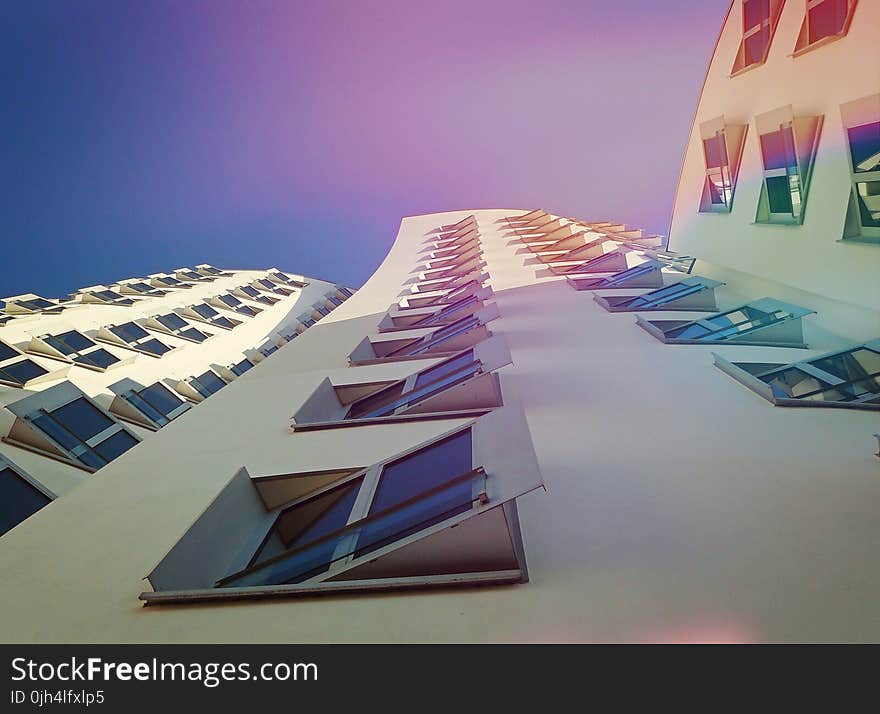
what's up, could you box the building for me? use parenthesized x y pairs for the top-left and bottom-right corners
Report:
(0, 266), (354, 536)
(0, 0), (877, 642)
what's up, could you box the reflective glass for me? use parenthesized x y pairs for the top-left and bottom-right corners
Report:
(0, 359), (48, 385)
(74, 348), (119, 369)
(0, 467), (51, 536)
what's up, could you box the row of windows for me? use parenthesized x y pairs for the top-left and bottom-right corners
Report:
(0, 274), (351, 538)
(508, 208), (879, 411)
(698, 95), (879, 241)
(144, 216), (539, 604)
(731, 0), (858, 76)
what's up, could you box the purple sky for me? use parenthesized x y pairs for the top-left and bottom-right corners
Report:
(0, 0), (730, 297)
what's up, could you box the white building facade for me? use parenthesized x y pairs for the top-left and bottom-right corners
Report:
(0, 0), (877, 643)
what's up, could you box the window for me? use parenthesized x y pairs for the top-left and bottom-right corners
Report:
(120, 281), (166, 297)
(347, 351), (482, 420)
(715, 340), (880, 409)
(179, 270), (208, 281)
(120, 382), (190, 427)
(638, 298), (814, 346)
(153, 313), (211, 343)
(219, 429), (482, 588)
(313, 304), (331, 317)
(731, 0), (784, 75)
(190, 370), (227, 398)
(566, 259), (665, 291)
(0, 459), (52, 537)
(0, 358), (48, 386)
(230, 358), (253, 376)
(216, 294), (261, 317)
(7, 297), (57, 313)
(595, 277), (722, 313)
(85, 289), (134, 306)
(411, 295), (480, 327)
(104, 322), (172, 357)
(16, 390), (139, 470)
(842, 95), (880, 242)
(238, 285), (278, 305)
(326, 295), (342, 307)
(153, 276), (187, 288)
(260, 343), (278, 357)
(387, 316), (484, 358)
(338, 286), (356, 298)
(256, 279), (293, 296)
(793, 0), (858, 55)
(40, 330), (122, 371)
(300, 317), (315, 328)
(755, 108), (823, 225)
(189, 303), (241, 330)
(699, 119), (748, 213)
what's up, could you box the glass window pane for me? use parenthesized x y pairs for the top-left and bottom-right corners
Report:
(744, 24), (770, 65)
(856, 181), (880, 228)
(195, 371), (225, 395)
(139, 383), (184, 416)
(193, 304), (217, 319)
(52, 330), (95, 354)
(761, 128), (797, 171)
(111, 322), (150, 343)
(74, 348), (119, 369)
(21, 298), (54, 310)
(848, 121), (880, 173)
(180, 327), (207, 342)
(241, 286), (259, 297)
(157, 313), (187, 330)
(138, 338), (171, 356)
(51, 398), (115, 441)
(348, 381), (406, 419)
(743, 0), (769, 30)
(370, 430), (472, 514)
(414, 350), (475, 389)
(125, 391), (167, 425)
(231, 359), (253, 376)
(219, 295), (240, 307)
(766, 175), (794, 214)
(92, 430), (138, 462)
(0, 340), (19, 362)
(810, 348), (880, 381)
(30, 413), (81, 451)
(214, 316), (236, 329)
(0, 359), (48, 385)
(0, 467), (51, 536)
(808, 0), (848, 44)
(703, 134), (728, 169)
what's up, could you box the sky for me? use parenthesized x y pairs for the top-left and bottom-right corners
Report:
(0, 0), (731, 298)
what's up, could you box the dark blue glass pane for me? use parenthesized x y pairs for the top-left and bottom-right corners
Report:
(193, 304), (217, 318)
(139, 338), (171, 356)
(0, 467), (51, 536)
(219, 295), (240, 307)
(139, 383), (184, 417)
(370, 429), (472, 514)
(348, 381), (406, 419)
(21, 298), (54, 310)
(111, 322), (149, 343)
(74, 349), (119, 369)
(241, 286), (260, 297)
(52, 398), (115, 441)
(157, 313), (188, 330)
(414, 350), (475, 389)
(180, 327), (207, 342)
(0, 340), (19, 362)
(231, 359), (253, 375)
(0, 359), (48, 385)
(125, 391), (167, 425)
(214, 316), (236, 329)
(195, 371), (225, 395)
(54, 330), (94, 354)
(30, 413), (81, 451)
(92, 430), (138, 462)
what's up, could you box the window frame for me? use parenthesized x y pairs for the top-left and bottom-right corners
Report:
(792, 0), (858, 57)
(5, 382), (141, 472)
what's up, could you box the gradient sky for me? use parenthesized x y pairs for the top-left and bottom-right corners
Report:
(0, 0), (730, 298)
